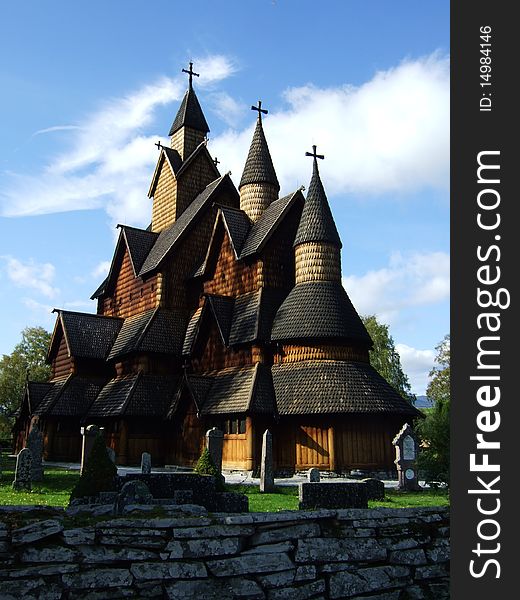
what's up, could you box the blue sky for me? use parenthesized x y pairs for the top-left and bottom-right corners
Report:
(0, 1), (449, 394)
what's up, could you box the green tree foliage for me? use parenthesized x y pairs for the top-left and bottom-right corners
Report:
(362, 315), (415, 404)
(417, 335), (450, 486)
(70, 433), (117, 500)
(0, 327), (51, 437)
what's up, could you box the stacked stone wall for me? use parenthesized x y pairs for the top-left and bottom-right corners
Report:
(0, 506), (449, 599)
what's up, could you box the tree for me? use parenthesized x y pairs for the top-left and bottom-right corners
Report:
(417, 335), (450, 485)
(70, 433), (117, 500)
(362, 315), (415, 404)
(0, 327), (51, 437)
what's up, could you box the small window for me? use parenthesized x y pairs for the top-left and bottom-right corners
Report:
(238, 418), (246, 435)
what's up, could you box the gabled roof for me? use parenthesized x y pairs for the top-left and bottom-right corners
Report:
(294, 158), (341, 248)
(87, 373), (178, 418)
(182, 288), (287, 357)
(239, 117), (279, 191)
(199, 363), (275, 415)
(169, 86), (209, 136)
(148, 142), (219, 199)
(48, 310), (123, 362)
(228, 288), (286, 346)
(271, 281), (372, 346)
(239, 189), (304, 258)
(272, 360), (421, 416)
(192, 206), (251, 279)
(90, 225), (158, 300)
(140, 174), (239, 276)
(33, 375), (71, 416)
(107, 308), (187, 361)
(26, 381), (54, 414)
(48, 376), (106, 417)
(219, 206), (251, 256)
(206, 295), (234, 345)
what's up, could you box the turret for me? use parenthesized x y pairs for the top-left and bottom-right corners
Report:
(293, 146), (342, 284)
(168, 62), (209, 160)
(239, 101), (279, 222)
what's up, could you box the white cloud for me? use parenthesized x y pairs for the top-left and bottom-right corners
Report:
(0, 55), (237, 226)
(212, 53), (449, 196)
(33, 125), (82, 136)
(343, 250), (450, 325)
(0, 53), (447, 226)
(396, 343), (436, 396)
(209, 92), (246, 127)
(2, 256), (59, 298)
(92, 260), (111, 279)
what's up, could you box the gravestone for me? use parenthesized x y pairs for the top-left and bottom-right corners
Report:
(260, 430), (274, 493)
(307, 467), (320, 482)
(299, 481), (368, 509)
(205, 428), (223, 475)
(392, 423), (422, 491)
(106, 447), (116, 464)
(141, 452), (152, 474)
(12, 448), (32, 491)
(27, 425), (44, 481)
(80, 425), (103, 475)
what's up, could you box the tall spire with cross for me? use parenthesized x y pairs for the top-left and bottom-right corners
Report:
(292, 144), (342, 284)
(168, 61), (209, 159)
(239, 100), (279, 222)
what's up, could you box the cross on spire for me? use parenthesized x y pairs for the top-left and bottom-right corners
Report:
(251, 100), (268, 121)
(213, 157), (220, 167)
(155, 141), (163, 151)
(182, 61), (199, 88)
(305, 145), (325, 162)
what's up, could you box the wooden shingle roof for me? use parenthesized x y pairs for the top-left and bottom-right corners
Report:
(294, 158), (341, 248)
(48, 377), (105, 418)
(169, 86), (209, 136)
(49, 311), (123, 361)
(239, 118), (279, 191)
(239, 189), (304, 258)
(87, 373), (179, 418)
(271, 281), (372, 346)
(140, 174), (238, 276)
(107, 308), (187, 360)
(272, 360), (421, 416)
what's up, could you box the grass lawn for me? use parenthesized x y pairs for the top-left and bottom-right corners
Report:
(0, 456), (449, 511)
(226, 484), (449, 512)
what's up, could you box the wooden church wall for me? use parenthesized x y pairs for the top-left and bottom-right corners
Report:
(151, 160), (177, 232)
(162, 206), (221, 310)
(101, 248), (158, 319)
(273, 416), (399, 472)
(175, 153), (219, 218)
(191, 319), (253, 373)
(258, 203), (302, 289)
(51, 335), (72, 379)
(203, 228), (258, 298)
(168, 394), (205, 467)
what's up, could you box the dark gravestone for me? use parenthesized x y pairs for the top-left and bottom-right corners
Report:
(206, 428), (224, 475)
(393, 423), (422, 491)
(298, 481), (368, 509)
(26, 425), (44, 481)
(80, 425), (103, 475)
(307, 467), (320, 482)
(141, 452), (152, 474)
(361, 478), (385, 500)
(260, 430), (274, 493)
(12, 448), (32, 491)
(117, 480), (153, 512)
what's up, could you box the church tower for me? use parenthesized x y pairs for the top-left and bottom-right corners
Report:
(169, 62), (209, 160)
(239, 101), (279, 222)
(150, 62), (218, 232)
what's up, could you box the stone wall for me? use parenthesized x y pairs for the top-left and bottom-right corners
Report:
(0, 505), (449, 599)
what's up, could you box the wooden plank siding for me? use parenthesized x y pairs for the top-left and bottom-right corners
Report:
(51, 334), (72, 379)
(101, 248), (158, 319)
(203, 226), (258, 298)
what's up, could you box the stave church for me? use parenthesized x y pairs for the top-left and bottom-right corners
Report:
(14, 63), (420, 473)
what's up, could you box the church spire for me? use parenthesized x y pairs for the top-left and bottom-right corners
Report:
(239, 100), (279, 222)
(169, 62), (209, 159)
(294, 146), (342, 284)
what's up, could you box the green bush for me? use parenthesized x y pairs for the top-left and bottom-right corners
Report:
(194, 447), (224, 490)
(69, 434), (117, 500)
